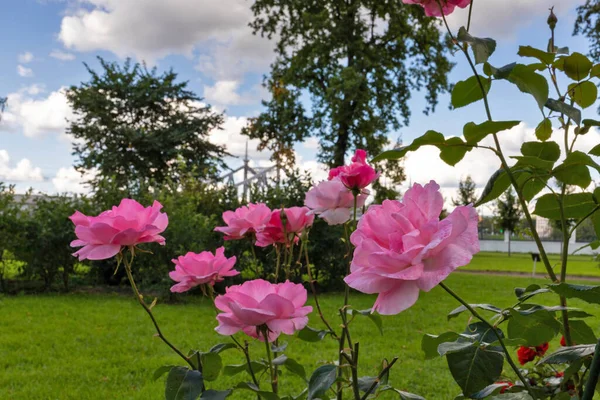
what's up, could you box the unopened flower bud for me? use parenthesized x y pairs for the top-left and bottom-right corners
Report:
(548, 7), (558, 30)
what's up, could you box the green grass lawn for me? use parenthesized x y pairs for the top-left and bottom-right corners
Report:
(465, 251), (599, 277)
(1, 273), (600, 399)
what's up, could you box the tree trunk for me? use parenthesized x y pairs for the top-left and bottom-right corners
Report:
(508, 233), (512, 257)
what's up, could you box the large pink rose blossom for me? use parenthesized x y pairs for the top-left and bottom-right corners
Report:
(328, 149), (379, 191)
(214, 203), (272, 240)
(402, 0), (470, 17)
(215, 279), (313, 342)
(255, 207), (314, 247)
(169, 247), (239, 293)
(304, 179), (368, 225)
(344, 181), (479, 315)
(70, 199), (168, 261)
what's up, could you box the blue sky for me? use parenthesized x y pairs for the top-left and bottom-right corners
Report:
(0, 0), (597, 208)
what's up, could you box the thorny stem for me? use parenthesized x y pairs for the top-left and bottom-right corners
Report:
(360, 357), (399, 400)
(231, 336), (260, 392)
(262, 329), (278, 394)
(439, 282), (538, 399)
(122, 249), (195, 370)
(582, 338), (600, 400)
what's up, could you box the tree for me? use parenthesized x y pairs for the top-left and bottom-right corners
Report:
(575, 1), (600, 61)
(66, 57), (227, 194)
(495, 189), (522, 256)
(452, 175), (477, 206)
(245, 1), (453, 168)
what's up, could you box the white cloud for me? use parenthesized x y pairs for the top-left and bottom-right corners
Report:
(52, 167), (91, 194)
(17, 65), (33, 77)
(210, 116), (267, 160)
(23, 84), (45, 96)
(204, 81), (243, 106)
(446, 0), (581, 40)
(18, 52), (34, 64)
(49, 49), (76, 61)
(0, 150), (44, 182)
(0, 87), (73, 138)
(303, 137), (320, 150)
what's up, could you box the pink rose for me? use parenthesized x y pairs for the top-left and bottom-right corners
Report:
(328, 149), (379, 191)
(169, 247), (239, 293)
(402, 0), (471, 17)
(344, 181), (479, 315)
(255, 207), (314, 247)
(304, 179), (368, 225)
(214, 203), (272, 240)
(215, 279), (313, 342)
(70, 199), (168, 261)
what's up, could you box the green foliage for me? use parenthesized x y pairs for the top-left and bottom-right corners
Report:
(452, 175), (478, 206)
(66, 57), (226, 194)
(451, 76), (491, 109)
(245, 0), (453, 167)
(495, 190), (521, 235)
(307, 364), (337, 400)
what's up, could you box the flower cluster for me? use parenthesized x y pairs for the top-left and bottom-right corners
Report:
(517, 342), (549, 365)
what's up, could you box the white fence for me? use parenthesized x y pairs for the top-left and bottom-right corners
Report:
(480, 236), (595, 255)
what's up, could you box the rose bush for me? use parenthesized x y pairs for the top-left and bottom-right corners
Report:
(69, 2), (600, 400)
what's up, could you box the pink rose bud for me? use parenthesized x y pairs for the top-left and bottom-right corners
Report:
(304, 179), (368, 225)
(402, 0), (471, 17)
(169, 247), (239, 293)
(70, 199), (168, 261)
(328, 149), (379, 191)
(344, 181), (479, 315)
(255, 207), (314, 247)
(214, 279), (313, 342)
(214, 203), (272, 240)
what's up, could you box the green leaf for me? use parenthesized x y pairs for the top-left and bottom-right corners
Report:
(357, 376), (378, 393)
(533, 193), (596, 219)
(507, 309), (561, 346)
(165, 367), (204, 400)
(200, 352), (222, 382)
(537, 344), (596, 364)
(438, 341), (474, 356)
(578, 118), (600, 135)
(470, 383), (508, 399)
(422, 332), (460, 360)
(515, 284), (551, 302)
(350, 309), (383, 335)
(545, 98), (582, 125)
(518, 46), (555, 65)
(511, 155), (554, 171)
(272, 355), (288, 366)
(457, 27), (497, 64)
(590, 144), (600, 156)
(282, 357), (307, 381)
(484, 62), (516, 79)
(489, 394), (533, 400)
(223, 362), (267, 377)
(521, 141), (560, 162)
(568, 320), (597, 345)
(452, 76), (491, 109)
(209, 343), (237, 354)
(568, 81), (598, 109)
(447, 304), (502, 320)
(535, 118), (553, 141)
(446, 344), (504, 397)
(307, 364), (337, 400)
(463, 121), (520, 145)
(235, 382), (280, 400)
(396, 390), (426, 400)
(591, 63), (600, 78)
(552, 151), (593, 188)
(560, 52), (593, 81)
(476, 168), (546, 207)
(297, 326), (330, 342)
(439, 137), (469, 166)
(372, 130), (445, 162)
(548, 283), (600, 305)
(154, 365), (177, 381)
(506, 64), (549, 110)
(201, 390), (232, 400)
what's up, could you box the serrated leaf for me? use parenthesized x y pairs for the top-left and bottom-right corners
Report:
(507, 64), (549, 110)
(568, 320), (597, 345)
(537, 344), (596, 364)
(223, 362), (266, 377)
(439, 137), (470, 166)
(154, 365), (177, 381)
(201, 390), (232, 400)
(307, 365), (337, 400)
(447, 304), (502, 320)
(561, 52), (593, 81)
(590, 144), (600, 156)
(200, 352), (222, 382)
(568, 81), (598, 109)
(548, 283), (600, 305)
(452, 76), (491, 109)
(552, 151), (593, 188)
(535, 118), (553, 141)
(297, 326), (330, 342)
(351, 309), (383, 335)
(545, 98), (582, 125)
(507, 309), (561, 346)
(457, 27), (497, 64)
(372, 130), (445, 162)
(165, 367), (204, 400)
(283, 357), (306, 381)
(463, 120), (520, 145)
(484, 62), (516, 79)
(446, 344), (504, 397)
(209, 343), (237, 354)
(518, 46), (555, 64)
(521, 141), (560, 162)
(533, 193), (596, 219)
(515, 284), (550, 301)
(422, 332), (460, 360)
